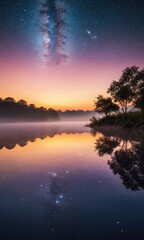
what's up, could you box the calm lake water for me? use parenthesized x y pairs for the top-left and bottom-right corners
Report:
(0, 122), (144, 240)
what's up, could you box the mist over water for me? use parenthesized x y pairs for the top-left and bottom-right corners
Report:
(0, 122), (87, 150)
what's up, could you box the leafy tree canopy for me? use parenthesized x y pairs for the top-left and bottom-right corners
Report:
(94, 95), (119, 117)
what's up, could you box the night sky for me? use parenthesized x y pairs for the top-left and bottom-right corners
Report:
(0, 0), (144, 110)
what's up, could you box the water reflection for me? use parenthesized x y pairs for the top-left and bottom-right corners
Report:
(93, 129), (144, 191)
(0, 122), (87, 150)
(40, 171), (66, 228)
(1, 123), (144, 239)
(94, 136), (120, 156)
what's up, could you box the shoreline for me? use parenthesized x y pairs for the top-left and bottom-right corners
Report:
(86, 124), (144, 141)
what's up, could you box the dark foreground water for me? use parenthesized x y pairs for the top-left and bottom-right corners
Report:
(0, 122), (144, 240)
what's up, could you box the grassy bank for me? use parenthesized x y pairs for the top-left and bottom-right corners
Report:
(87, 111), (144, 129)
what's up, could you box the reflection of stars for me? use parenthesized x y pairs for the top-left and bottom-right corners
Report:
(59, 195), (64, 199)
(51, 172), (57, 177)
(55, 194), (64, 205)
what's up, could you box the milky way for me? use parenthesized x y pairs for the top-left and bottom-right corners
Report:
(39, 0), (67, 65)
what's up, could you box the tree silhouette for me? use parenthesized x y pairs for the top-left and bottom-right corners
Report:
(132, 69), (144, 123)
(40, 107), (47, 111)
(5, 97), (16, 103)
(107, 66), (140, 114)
(94, 95), (119, 117)
(29, 104), (36, 109)
(90, 66), (144, 128)
(0, 97), (59, 122)
(17, 99), (27, 106)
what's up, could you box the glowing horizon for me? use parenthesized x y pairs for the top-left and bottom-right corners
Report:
(1, 55), (143, 111)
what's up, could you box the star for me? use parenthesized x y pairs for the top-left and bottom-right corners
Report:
(59, 195), (64, 199)
(87, 30), (91, 35)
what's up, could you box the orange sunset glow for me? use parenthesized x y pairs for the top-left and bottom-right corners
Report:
(1, 57), (142, 110)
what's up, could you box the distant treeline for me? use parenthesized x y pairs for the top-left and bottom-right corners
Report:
(0, 97), (59, 122)
(58, 110), (94, 121)
(0, 97), (93, 123)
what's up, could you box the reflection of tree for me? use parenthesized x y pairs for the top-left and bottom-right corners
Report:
(5, 143), (16, 150)
(95, 136), (120, 156)
(0, 144), (4, 150)
(18, 141), (28, 147)
(94, 134), (144, 191)
(108, 143), (144, 191)
(0, 123), (86, 150)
